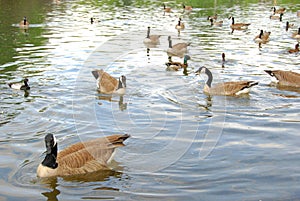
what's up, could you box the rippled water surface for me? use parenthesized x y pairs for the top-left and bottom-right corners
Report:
(0, 0), (300, 200)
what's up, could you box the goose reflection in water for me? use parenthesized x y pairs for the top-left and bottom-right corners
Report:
(97, 94), (127, 111)
(40, 169), (122, 201)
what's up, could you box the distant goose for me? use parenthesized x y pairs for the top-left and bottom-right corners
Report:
(165, 55), (191, 71)
(286, 21), (294, 31)
(92, 69), (126, 95)
(8, 78), (30, 90)
(167, 36), (190, 58)
(228, 16), (250, 30)
(182, 3), (192, 11)
(288, 43), (299, 53)
(221, 53), (226, 67)
(143, 27), (160, 46)
(195, 66), (258, 96)
(37, 133), (130, 178)
(254, 30), (271, 48)
(270, 13), (283, 21)
(207, 14), (218, 20)
(90, 17), (101, 24)
(19, 16), (29, 28)
(264, 70), (300, 87)
(163, 3), (171, 14)
(175, 18), (185, 31)
(271, 7), (286, 14)
(292, 27), (300, 39)
(209, 18), (223, 26)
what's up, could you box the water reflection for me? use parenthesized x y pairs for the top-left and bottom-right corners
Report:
(97, 94), (127, 111)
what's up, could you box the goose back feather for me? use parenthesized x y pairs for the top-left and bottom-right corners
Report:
(37, 134), (130, 178)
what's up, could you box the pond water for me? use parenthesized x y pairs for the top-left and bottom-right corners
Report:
(0, 0), (300, 200)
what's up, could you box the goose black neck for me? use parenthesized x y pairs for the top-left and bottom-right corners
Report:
(298, 28), (300, 34)
(42, 143), (58, 169)
(23, 19), (27, 25)
(231, 17), (235, 25)
(205, 68), (213, 88)
(168, 39), (172, 48)
(146, 28), (150, 38)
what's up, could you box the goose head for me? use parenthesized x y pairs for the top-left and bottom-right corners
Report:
(195, 66), (213, 88)
(41, 134), (58, 169)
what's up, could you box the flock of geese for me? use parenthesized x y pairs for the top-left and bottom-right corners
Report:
(7, 2), (300, 178)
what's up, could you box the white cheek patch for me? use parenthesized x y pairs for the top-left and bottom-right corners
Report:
(53, 135), (57, 146)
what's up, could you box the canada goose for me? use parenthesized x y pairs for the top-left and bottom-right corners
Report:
(167, 36), (190, 58)
(92, 69), (126, 95)
(182, 4), (192, 11)
(36, 133), (130, 178)
(286, 21), (294, 31)
(270, 13), (283, 21)
(254, 30), (271, 48)
(175, 18), (185, 30)
(207, 14), (218, 20)
(271, 7), (286, 14)
(288, 43), (299, 53)
(195, 66), (258, 96)
(292, 28), (300, 39)
(165, 55), (191, 71)
(163, 3), (171, 13)
(229, 16), (250, 30)
(8, 78), (30, 90)
(19, 16), (29, 28)
(221, 53), (225, 67)
(209, 18), (223, 26)
(143, 27), (160, 46)
(264, 70), (300, 87)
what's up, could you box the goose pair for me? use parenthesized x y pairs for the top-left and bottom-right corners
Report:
(143, 27), (160, 46)
(165, 55), (191, 71)
(92, 69), (126, 95)
(37, 133), (130, 178)
(195, 67), (258, 96)
(167, 36), (190, 58)
(8, 78), (30, 90)
(19, 16), (29, 28)
(228, 17), (250, 31)
(264, 70), (300, 87)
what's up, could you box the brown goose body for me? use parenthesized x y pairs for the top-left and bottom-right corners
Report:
(163, 3), (171, 13)
(271, 7), (286, 14)
(288, 44), (299, 53)
(175, 18), (185, 31)
(196, 67), (258, 96)
(37, 134), (130, 178)
(143, 27), (160, 46)
(292, 28), (300, 39)
(167, 36), (190, 58)
(229, 17), (250, 30)
(183, 4), (192, 11)
(92, 69), (126, 94)
(264, 70), (300, 87)
(19, 17), (29, 28)
(210, 18), (223, 26)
